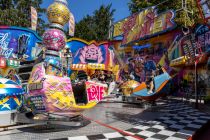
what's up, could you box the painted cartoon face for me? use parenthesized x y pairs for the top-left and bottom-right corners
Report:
(80, 44), (103, 63)
(85, 45), (99, 61)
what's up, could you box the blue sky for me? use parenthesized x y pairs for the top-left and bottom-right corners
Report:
(41, 0), (131, 23)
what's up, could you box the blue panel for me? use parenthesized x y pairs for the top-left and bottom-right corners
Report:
(154, 73), (170, 91)
(0, 95), (23, 113)
(66, 40), (108, 64)
(0, 26), (42, 61)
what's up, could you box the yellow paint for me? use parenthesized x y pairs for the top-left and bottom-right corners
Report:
(46, 90), (76, 110)
(0, 96), (9, 105)
(73, 102), (97, 109)
(47, 2), (70, 26)
(67, 38), (108, 46)
(113, 7), (174, 45)
(1, 103), (11, 110)
(0, 84), (6, 88)
(13, 96), (21, 106)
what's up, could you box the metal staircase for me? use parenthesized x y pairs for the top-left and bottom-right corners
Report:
(17, 60), (35, 85)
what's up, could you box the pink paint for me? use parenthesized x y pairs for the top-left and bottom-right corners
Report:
(79, 44), (103, 64)
(86, 81), (106, 102)
(42, 29), (66, 51)
(28, 63), (75, 113)
(120, 8), (175, 45)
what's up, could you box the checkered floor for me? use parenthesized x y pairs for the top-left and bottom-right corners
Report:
(49, 100), (210, 140)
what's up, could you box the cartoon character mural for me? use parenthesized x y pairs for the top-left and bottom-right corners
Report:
(79, 44), (103, 64)
(66, 38), (109, 66)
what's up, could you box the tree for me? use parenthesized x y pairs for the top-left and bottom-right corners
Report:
(74, 15), (97, 41)
(128, 0), (201, 27)
(74, 4), (115, 41)
(0, 0), (47, 35)
(93, 4), (115, 41)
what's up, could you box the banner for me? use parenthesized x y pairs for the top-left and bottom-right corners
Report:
(69, 12), (75, 36)
(31, 6), (38, 31)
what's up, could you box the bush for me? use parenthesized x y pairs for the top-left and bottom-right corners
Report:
(204, 95), (210, 104)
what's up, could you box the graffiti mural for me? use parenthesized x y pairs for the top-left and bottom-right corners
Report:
(0, 26), (42, 61)
(195, 24), (210, 53)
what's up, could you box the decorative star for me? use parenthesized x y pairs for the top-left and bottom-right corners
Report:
(1, 103), (11, 110)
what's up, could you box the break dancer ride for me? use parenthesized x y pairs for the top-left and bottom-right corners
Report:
(26, 0), (107, 120)
(132, 68), (171, 101)
(120, 67), (171, 102)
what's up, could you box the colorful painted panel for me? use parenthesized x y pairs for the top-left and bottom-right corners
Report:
(28, 63), (77, 113)
(113, 7), (176, 45)
(66, 38), (109, 66)
(0, 26), (42, 61)
(0, 95), (22, 114)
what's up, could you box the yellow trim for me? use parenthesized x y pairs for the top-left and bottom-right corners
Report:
(13, 96), (21, 106)
(0, 96), (9, 105)
(73, 102), (97, 109)
(66, 38), (108, 46)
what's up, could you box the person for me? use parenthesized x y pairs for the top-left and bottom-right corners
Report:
(146, 70), (155, 94)
(98, 70), (106, 82)
(91, 70), (100, 79)
(128, 58), (134, 74)
(120, 65), (131, 81)
(77, 70), (88, 81)
(139, 66), (145, 82)
(105, 71), (114, 83)
(156, 64), (163, 75)
(133, 67), (141, 82)
(6, 69), (16, 81)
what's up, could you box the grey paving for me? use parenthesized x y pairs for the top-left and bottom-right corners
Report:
(0, 99), (209, 140)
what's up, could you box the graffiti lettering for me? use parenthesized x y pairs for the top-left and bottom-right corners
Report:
(114, 7), (175, 45)
(0, 33), (13, 58)
(87, 85), (105, 102)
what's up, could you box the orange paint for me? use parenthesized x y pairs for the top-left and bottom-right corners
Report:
(156, 80), (169, 93)
(133, 82), (147, 92)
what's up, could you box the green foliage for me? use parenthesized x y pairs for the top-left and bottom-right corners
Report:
(128, 0), (201, 27)
(204, 95), (210, 104)
(0, 0), (47, 35)
(74, 4), (115, 41)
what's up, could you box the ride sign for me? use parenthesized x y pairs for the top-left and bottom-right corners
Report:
(113, 7), (176, 45)
(86, 81), (107, 102)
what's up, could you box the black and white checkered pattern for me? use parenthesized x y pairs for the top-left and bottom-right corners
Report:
(50, 100), (210, 140)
